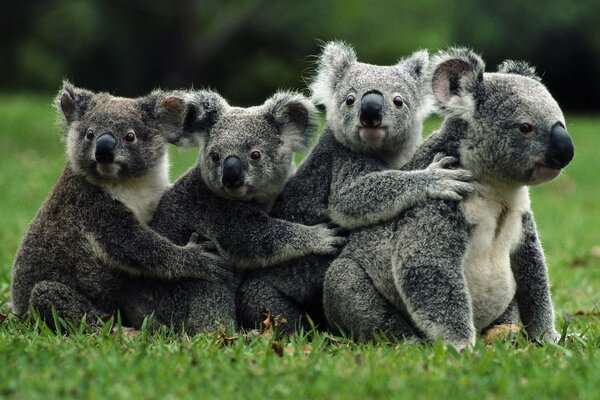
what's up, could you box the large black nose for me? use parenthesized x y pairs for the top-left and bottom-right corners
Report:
(545, 123), (574, 169)
(95, 133), (117, 164)
(222, 156), (244, 188)
(360, 92), (384, 128)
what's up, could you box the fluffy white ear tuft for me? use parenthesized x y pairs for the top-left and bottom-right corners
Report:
(429, 48), (485, 117)
(55, 80), (94, 127)
(309, 41), (357, 108)
(155, 90), (228, 147)
(397, 49), (429, 79)
(265, 91), (319, 153)
(497, 60), (542, 82)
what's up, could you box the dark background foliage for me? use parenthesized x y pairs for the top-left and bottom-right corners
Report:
(2, 0), (599, 110)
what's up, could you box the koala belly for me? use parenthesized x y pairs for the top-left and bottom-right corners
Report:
(461, 194), (526, 331)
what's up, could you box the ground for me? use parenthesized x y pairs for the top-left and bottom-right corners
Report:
(0, 94), (598, 399)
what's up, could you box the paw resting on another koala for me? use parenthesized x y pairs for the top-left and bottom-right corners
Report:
(424, 153), (476, 202)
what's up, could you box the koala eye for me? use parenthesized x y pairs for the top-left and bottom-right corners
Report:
(210, 151), (221, 163)
(250, 151), (261, 161)
(393, 96), (404, 107)
(519, 123), (534, 134)
(85, 129), (94, 141)
(125, 130), (136, 142)
(345, 94), (356, 106)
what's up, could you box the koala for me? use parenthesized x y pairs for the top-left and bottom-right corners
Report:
(323, 48), (575, 349)
(117, 90), (345, 333)
(237, 42), (475, 333)
(10, 82), (230, 327)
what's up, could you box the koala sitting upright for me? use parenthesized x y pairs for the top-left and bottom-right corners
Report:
(323, 48), (574, 348)
(118, 90), (345, 332)
(238, 42), (475, 332)
(11, 82), (231, 326)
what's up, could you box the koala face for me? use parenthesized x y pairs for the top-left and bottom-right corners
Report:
(57, 82), (190, 181)
(311, 42), (431, 161)
(184, 91), (317, 203)
(430, 50), (574, 186)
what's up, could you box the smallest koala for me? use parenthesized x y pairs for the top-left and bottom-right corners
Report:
(11, 82), (230, 326)
(324, 48), (574, 349)
(118, 90), (346, 332)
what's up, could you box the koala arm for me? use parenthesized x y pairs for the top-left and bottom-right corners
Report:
(392, 200), (476, 350)
(203, 205), (344, 269)
(85, 199), (231, 282)
(511, 212), (559, 343)
(328, 155), (474, 229)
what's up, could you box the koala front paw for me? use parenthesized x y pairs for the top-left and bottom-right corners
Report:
(426, 155), (476, 202)
(185, 235), (234, 282)
(308, 223), (348, 256)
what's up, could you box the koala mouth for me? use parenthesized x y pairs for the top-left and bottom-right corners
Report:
(223, 185), (248, 198)
(96, 162), (121, 177)
(359, 127), (387, 144)
(533, 163), (562, 181)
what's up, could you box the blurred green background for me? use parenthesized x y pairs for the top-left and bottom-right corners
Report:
(2, 0), (599, 110)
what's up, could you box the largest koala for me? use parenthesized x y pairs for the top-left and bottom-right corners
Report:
(238, 42), (474, 332)
(323, 48), (575, 348)
(11, 82), (230, 326)
(118, 90), (345, 333)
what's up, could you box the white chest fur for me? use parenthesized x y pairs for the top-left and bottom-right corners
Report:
(100, 155), (170, 224)
(460, 185), (530, 330)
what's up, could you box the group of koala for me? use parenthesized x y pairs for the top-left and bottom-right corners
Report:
(11, 42), (574, 349)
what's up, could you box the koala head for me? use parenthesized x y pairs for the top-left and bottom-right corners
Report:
(56, 81), (191, 181)
(311, 41), (431, 163)
(430, 48), (574, 186)
(181, 90), (317, 203)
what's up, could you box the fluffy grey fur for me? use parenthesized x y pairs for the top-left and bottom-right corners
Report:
(118, 90), (345, 333)
(323, 48), (575, 349)
(238, 42), (475, 333)
(11, 82), (231, 326)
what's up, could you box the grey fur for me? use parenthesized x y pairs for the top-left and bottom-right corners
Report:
(118, 90), (345, 333)
(11, 82), (232, 327)
(324, 48), (573, 348)
(238, 42), (475, 333)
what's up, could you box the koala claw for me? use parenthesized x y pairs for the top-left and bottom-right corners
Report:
(431, 154), (459, 168)
(310, 223), (349, 255)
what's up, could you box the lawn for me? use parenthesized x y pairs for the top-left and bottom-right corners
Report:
(0, 94), (599, 399)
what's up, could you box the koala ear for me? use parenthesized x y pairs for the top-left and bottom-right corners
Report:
(265, 92), (318, 153)
(497, 60), (542, 82)
(153, 90), (228, 147)
(397, 50), (429, 79)
(310, 41), (357, 107)
(430, 48), (485, 115)
(55, 80), (94, 126)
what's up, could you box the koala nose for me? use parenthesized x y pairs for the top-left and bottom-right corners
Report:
(222, 156), (245, 188)
(545, 123), (574, 169)
(360, 92), (384, 128)
(95, 133), (117, 164)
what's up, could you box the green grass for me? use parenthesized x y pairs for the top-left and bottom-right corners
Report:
(0, 93), (599, 399)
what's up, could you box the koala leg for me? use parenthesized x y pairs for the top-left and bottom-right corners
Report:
(324, 258), (419, 342)
(237, 277), (309, 334)
(119, 278), (237, 334)
(29, 280), (111, 326)
(184, 281), (237, 334)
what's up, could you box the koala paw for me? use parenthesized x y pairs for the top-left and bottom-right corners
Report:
(426, 155), (476, 201)
(535, 328), (561, 344)
(308, 223), (348, 256)
(185, 233), (234, 282)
